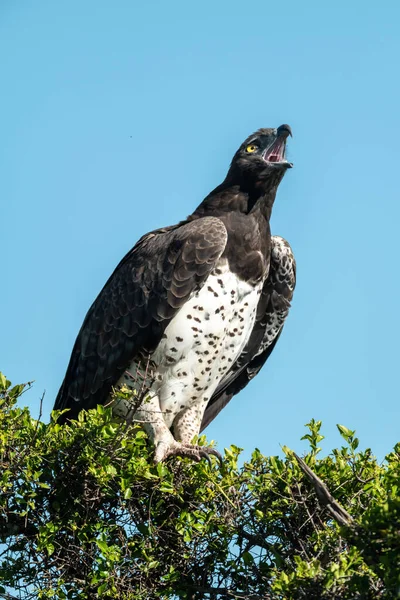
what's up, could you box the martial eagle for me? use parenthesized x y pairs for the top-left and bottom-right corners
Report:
(54, 125), (296, 463)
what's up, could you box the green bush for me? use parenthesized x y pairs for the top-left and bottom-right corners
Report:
(0, 373), (399, 599)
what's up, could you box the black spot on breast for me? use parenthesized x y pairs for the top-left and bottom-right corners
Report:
(176, 336), (183, 342)
(187, 314), (192, 319)
(170, 347), (178, 352)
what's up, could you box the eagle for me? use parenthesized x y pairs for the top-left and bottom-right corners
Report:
(54, 125), (296, 463)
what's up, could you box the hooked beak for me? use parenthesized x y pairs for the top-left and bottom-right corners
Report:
(262, 124), (293, 168)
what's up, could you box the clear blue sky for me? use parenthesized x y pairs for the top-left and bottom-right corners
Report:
(2, 0), (399, 461)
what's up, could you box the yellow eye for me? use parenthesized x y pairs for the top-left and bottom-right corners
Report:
(245, 144), (258, 153)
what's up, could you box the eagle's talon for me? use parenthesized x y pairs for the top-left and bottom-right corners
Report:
(182, 443), (222, 465)
(198, 447), (222, 465)
(154, 441), (221, 465)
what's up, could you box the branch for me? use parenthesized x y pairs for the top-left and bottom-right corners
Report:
(188, 587), (271, 599)
(294, 453), (353, 527)
(0, 511), (38, 541)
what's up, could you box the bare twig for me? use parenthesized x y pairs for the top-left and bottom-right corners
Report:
(32, 390), (45, 440)
(188, 586), (271, 599)
(294, 453), (353, 526)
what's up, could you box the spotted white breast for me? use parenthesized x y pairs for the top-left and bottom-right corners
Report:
(114, 258), (263, 433)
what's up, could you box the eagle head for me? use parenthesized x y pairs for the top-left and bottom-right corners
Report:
(228, 124), (293, 190)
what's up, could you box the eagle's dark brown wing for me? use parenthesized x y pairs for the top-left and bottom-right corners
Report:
(200, 236), (295, 431)
(55, 217), (227, 421)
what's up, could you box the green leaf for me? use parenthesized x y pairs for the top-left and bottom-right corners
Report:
(96, 540), (109, 554)
(337, 424), (351, 436)
(124, 487), (132, 499)
(0, 372), (7, 390)
(159, 482), (174, 493)
(97, 583), (108, 595)
(106, 464), (117, 476)
(243, 551), (254, 565)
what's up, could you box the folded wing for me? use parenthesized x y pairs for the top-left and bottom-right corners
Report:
(55, 217), (228, 421)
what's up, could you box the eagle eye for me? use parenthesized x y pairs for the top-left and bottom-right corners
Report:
(245, 144), (258, 153)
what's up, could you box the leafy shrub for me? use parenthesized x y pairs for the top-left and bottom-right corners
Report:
(1, 373), (399, 599)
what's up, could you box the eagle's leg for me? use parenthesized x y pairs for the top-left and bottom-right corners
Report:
(133, 393), (177, 459)
(131, 394), (218, 464)
(172, 404), (203, 444)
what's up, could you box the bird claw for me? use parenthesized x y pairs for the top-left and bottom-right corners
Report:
(182, 443), (223, 466)
(154, 440), (222, 465)
(197, 445), (223, 466)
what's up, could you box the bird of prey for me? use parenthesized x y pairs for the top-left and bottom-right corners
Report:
(54, 125), (296, 463)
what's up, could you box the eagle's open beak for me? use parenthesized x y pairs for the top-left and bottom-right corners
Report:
(262, 124), (293, 168)
(277, 124), (292, 139)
